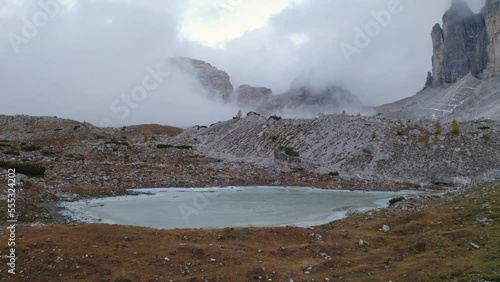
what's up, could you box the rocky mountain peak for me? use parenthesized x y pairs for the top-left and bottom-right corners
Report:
(427, 0), (490, 86)
(168, 57), (234, 102)
(445, 0), (473, 21)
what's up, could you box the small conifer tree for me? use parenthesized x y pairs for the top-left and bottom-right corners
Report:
(451, 119), (460, 135)
(434, 122), (442, 135)
(11, 140), (19, 151)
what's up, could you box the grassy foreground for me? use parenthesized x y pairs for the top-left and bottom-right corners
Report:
(0, 181), (499, 281)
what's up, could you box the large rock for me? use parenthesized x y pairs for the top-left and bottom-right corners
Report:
(168, 57), (234, 102)
(431, 24), (445, 86)
(235, 85), (272, 108)
(430, 0), (487, 86)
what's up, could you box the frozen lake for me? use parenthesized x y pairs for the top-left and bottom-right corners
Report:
(60, 186), (413, 229)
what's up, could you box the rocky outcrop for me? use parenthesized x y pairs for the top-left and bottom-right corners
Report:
(235, 85), (272, 109)
(430, 24), (445, 86)
(378, 1), (500, 121)
(484, 0), (500, 78)
(377, 1), (500, 121)
(168, 57), (233, 102)
(429, 0), (488, 86)
(248, 77), (362, 117)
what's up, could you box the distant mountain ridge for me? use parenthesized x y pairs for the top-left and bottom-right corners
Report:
(168, 57), (362, 117)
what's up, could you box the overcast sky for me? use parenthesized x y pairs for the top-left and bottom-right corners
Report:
(0, 0), (485, 127)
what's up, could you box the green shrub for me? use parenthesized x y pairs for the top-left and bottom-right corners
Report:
(372, 131), (377, 139)
(269, 115), (282, 121)
(279, 146), (299, 157)
(478, 126), (490, 130)
(270, 135), (278, 141)
(65, 154), (85, 162)
(0, 162), (46, 176)
(156, 144), (192, 150)
(3, 150), (20, 156)
(328, 171), (339, 177)
(389, 196), (405, 205)
(451, 119), (460, 135)
(434, 122), (442, 135)
(54, 128), (63, 132)
(157, 144), (173, 149)
(21, 145), (42, 152)
(105, 139), (121, 145)
(175, 145), (193, 150)
(41, 150), (57, 156)
(11, 140), (20, 151)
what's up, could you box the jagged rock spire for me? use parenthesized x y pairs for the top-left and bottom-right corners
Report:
(428, 0), (488, 86)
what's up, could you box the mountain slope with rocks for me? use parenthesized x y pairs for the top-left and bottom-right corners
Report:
(378, 74), (500, 121)
(179, 113), (500, 186)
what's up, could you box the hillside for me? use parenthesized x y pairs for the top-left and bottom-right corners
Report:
(178, 113), (500, 186)
(377, 74), (500, 121)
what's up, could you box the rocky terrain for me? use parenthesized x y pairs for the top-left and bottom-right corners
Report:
(378, 73), (500, 121)
(0, 114), (369, 206)
(178, 113), (500, 187)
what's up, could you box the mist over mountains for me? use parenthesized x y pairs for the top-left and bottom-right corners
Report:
(0, 0), (493, 126)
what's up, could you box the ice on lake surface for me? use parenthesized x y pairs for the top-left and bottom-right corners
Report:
(60, 186), (414, 229)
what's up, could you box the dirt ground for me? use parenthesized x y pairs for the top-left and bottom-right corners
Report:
(1, 181), (498, 282)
